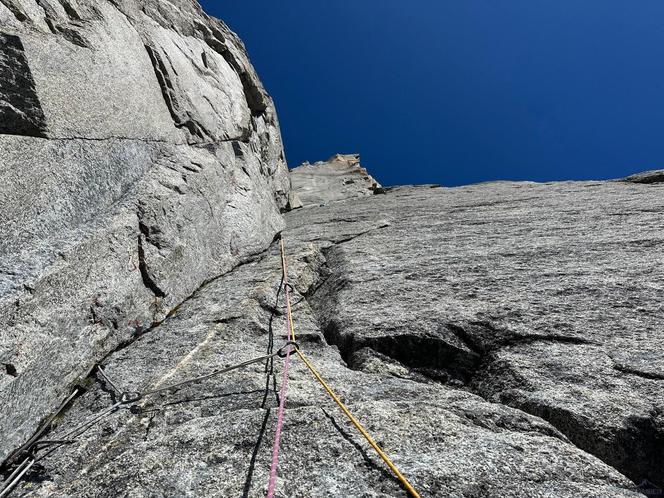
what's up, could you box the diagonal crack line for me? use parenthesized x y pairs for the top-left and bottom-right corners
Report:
(606, 354), (664, 381)
(308, 222), (391, 246)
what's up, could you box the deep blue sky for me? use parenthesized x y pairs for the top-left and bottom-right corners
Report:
(203, 1), (664, 186)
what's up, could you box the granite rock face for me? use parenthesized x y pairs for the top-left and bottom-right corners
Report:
(2, 2), (663, 496)
(0, 0), (288, 466)
(5, 174), (663, 497)
(289, 154), (382, 207)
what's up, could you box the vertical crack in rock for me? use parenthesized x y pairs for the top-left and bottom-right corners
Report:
(58, 0), (82, 21)
(0, 33), (48, 137)
(136, 231), (166, 299)
(144, 43), (211, 142)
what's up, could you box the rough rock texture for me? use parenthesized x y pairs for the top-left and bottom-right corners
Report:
(0, 0), (288, 466)
(6, 175), (663, 497)
(289, 154), (382, 207)
(2, 2), (663, 496)
(622, 170), (664, 184)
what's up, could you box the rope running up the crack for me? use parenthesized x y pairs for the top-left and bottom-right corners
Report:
(276, 237), (422, 498)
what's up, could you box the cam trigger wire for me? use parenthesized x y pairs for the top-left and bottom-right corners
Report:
(139, 347), (293, 398)
(1, 347), (293, 498)
(0, 400), (122, 498)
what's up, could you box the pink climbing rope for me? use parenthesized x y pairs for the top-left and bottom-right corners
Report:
(266, 240), (296, 498)
(266, 343), (292, 497)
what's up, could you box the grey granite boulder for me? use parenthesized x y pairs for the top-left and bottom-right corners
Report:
(0, 0), (288, 467)
(290, 154), (382, 207)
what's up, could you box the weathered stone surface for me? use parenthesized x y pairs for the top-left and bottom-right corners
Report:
(0, 0), (288, 466)
(294, 180), (664, 494)
(8, 178), (663, 497)
(2, 1), (662, 496)
(290, 154), (382, 207)
(286, 191), (303, 211)
(622, 169), (664, 184)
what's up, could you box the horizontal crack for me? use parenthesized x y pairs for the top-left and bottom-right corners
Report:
(3, 134), (251, 146)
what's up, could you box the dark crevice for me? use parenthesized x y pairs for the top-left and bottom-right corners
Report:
(142, 413), (157, 441)
(306, 223), (392, 251)
(448, 320), (595, 355)
(58, 0), (82, 20)
(43, 15), (58, 34)
(51, 24), (89, 48)
(501, 396), (664, 496)
(324, 322), (481, 385)
(0, 0), (28, 22)
(4, 363), (17, 377)
(204, 316), (242, 325)
(232, 141), (244, 159)
(137, 218), (164, 251)
(0, 33), (48, 137)
(303, 240), (661, 494)
(137, 234), (166, 299)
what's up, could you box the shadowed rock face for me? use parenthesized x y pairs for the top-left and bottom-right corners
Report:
(622, 170), (664, 184)
(0, 33), (46, 137)
(0, 0), (288, 466)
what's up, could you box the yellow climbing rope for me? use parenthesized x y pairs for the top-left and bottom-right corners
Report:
(279, 238), (421, 498)
(279, 238), (297, 342)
